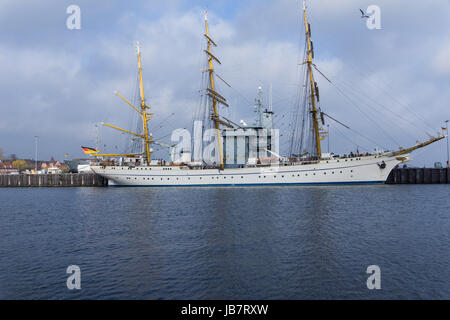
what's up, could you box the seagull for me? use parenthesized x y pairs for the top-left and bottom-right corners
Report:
(359, 9), (370, 18)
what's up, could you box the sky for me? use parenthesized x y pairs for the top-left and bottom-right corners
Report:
(0, 0), (449, 166)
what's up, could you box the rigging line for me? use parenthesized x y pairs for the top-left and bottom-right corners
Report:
(228, 85), (253, 106)
(326, 77), (402, 147)
(150, 112), (176, 135)
(333, 77), (425, 142)
(331, 123), (371, 153)
(342, 60), (433, 131)
(324, 67), (431, 137)
(346, 58), (436, 131)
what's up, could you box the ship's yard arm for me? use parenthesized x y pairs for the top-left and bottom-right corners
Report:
(303, 1), (322, 159)
(205, 12), (225, 170)
(114, 91), (143, 116)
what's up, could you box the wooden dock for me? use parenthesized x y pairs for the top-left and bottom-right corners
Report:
(0, 173), (108, 187)
(386, 167), (450, 184)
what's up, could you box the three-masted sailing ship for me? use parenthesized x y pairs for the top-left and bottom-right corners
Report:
(88, 2), (444, 186)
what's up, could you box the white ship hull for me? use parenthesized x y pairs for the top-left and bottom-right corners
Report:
(90, 154), (408, 187)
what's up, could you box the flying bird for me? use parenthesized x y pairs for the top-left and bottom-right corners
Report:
(359, 9), (370, 18)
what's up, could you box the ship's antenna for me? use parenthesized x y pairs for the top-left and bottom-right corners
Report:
(269, 82), (273, 112)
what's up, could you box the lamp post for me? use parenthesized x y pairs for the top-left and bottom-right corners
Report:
(34, 136), (39, 173)
(445, 120), (449, 168)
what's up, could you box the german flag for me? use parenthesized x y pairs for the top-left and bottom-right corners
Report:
(81, 146), (99, 155)
(442, 127), (447, 131)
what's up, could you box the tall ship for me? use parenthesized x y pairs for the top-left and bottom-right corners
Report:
(88, 2), (444, 186)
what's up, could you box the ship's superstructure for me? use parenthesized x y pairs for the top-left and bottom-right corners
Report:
(88, 2), (444, 186)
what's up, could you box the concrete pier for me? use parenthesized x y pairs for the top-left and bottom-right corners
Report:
(0, 173), (108, 187)
(386, 168), (449, 184)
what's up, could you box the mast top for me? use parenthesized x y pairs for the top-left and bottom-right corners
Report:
(303, 0), (307, 11)
(136, 41), (141, 55)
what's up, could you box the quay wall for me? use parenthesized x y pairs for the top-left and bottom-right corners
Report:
(0, 173), (108, 187)
(386, 168), (449, 184)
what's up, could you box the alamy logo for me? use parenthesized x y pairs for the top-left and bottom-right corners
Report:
(66, 265), (81, 290)
(366, 5), (381, 30)
(366, 265), (381, 289)
(169, 121), (280, 168)
(66, 5), (81, 30)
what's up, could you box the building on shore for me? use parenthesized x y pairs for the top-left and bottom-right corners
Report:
(0, 161), (19, 175)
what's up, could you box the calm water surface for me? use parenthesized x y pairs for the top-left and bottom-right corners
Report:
(0, 185), (449, 299)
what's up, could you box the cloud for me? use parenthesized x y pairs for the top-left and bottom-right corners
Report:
(432, 39), (450, 75)
(0, 0), (449, 166)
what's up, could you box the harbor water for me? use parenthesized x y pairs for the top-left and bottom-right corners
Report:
(0, 185), (449, 299)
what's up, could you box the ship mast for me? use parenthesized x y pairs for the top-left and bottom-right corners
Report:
(136, 42), (152, 164)
(204, 12), (228, 170)
(303, 0), (322, 159)
(94, 42), (153, 164)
